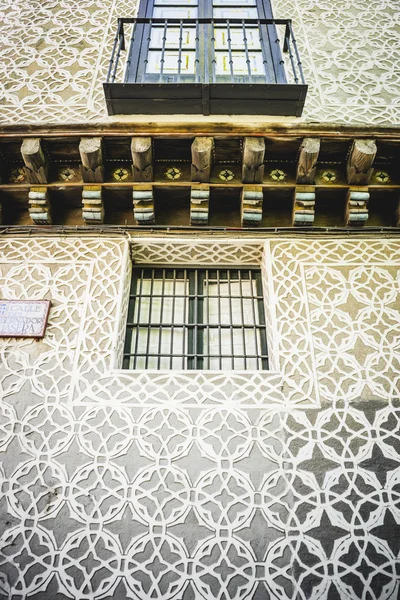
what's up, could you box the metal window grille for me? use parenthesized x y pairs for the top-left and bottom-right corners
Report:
(123, 267), (269, 370)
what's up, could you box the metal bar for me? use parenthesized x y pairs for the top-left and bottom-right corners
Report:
(285, 28), (299, 83)
(112, 23), (125, 83)
(194, 270), (199, 369)
(133, 268), (145, 369)
(177, 20), (183, 81)
(249, 269), (260, 367)
(257, 19), (269, 84)
(183, 268), (188, 369)
(242, 20), (253, 81)
(107, 19), (122, 83)
(157, 268), (166, 369)
(123, 269), (137, 369)
(210, 19), (216, 83)
(238, 270), (247, 370)
(159, 20), (168, 82)
(227, 270), (234, 370)
(206, 269), (210, 369)
(288, 21), (305, 84)
(127, 322), (266, 329)
(274, 27), (286, 84)
(125, 352), (266, 358)
(170, 268), (176, 369)
(124, 20), (138, 80)
(255, 272), (269, 369)
(142, 18), (153, 83)
(144, 268), (155, 368)
(226, 20), (235, 79)
(117, 18), (296, 25)
(217, 269), (222, 369)
(195, 18), (200, 83)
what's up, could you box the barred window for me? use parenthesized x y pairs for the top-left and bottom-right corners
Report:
(123, 267), (269, 370)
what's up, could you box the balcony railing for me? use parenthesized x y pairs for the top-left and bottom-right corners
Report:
(104, 17), (307, 116)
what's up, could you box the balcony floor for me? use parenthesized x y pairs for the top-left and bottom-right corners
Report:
(103, 82), (308, 117)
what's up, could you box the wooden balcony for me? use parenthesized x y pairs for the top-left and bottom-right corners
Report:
(103, 18), (307, 116)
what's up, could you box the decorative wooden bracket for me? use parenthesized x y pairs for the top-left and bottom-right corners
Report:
(292, 186), (316, 226)
(242, 137), (265, 184)
(191, 137), (213, 183)
(131, 137), (153, 182)
(241, 186), (263, 227)
(82, 186), (104, 223)
(345, 187), (369, 226)
(28, 187), (51, 224)
(79, 138), (104, 183)
(21, 138), (48, 184)
(347, 139), (377, 185)
(133, 185), (155, 224)
(296, 138), (320, 184)
(190, 185), (209, 225)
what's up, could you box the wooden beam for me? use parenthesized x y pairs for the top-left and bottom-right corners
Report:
(296, 138), (320, 184)
(28, 187), (51, 224)
(241, 186), (263, 226)
(131, 137), (153, 182)
(242, 137), (265, 184)
(82, 186), (104, 223)
(191, 137), (213, 183)
(347, 139), (377, 185)
(79, 138), (104, 183)
(292, 186), (316, 225)
(190, 185), (209, 225)
(133, 184), (155, 224)
(21, 138), (48, 184)
(345, 187), (369, 226)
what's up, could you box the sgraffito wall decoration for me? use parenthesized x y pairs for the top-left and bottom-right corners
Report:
(0, 0), (398, 126)
(0, 236), (399, 600)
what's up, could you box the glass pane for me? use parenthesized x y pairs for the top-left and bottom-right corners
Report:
(215, 51), (265, 75)
(214, 27), (262, 50)
(150, 26), (197, 49)
(214, 0), (256, 4)
(146, 50), (196, 74)
(153, 7), (198, 18)
(155, 0), (197, 4)
(213, 8), (258, 18)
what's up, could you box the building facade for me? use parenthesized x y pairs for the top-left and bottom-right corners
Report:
(0, 1), (399, 599)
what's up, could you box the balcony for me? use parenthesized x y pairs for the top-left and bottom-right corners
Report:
(104, 17), (307, 117)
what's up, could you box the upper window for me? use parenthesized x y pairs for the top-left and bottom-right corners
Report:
(123, 266), (269, 370)
(125, 0), (285, 85)
(104, 0), (307, 115)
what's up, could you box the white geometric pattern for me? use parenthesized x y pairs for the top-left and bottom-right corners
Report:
(0, 0), (398, 125)
(0, 236), (399, 599)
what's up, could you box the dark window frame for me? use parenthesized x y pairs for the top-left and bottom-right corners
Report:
(125, 0), (285, 85)
(123, 266), (269, 371)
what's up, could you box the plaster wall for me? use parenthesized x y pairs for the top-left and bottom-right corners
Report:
(0, 0), (398, 127)
(0, 235), (399, 599)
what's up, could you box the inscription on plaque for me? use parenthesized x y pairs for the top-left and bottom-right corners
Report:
(0, 300), (51, 338)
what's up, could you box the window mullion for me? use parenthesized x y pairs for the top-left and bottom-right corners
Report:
(238, 270), (247, 370)
(144, 268), (155, 368)
(188, 270), (195, 369)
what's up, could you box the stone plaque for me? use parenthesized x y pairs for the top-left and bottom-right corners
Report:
(0, 300), (51, 338)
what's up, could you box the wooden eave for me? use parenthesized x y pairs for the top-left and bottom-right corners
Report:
(0, 126), (399, 231)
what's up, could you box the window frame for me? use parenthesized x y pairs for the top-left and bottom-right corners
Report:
(123, 265), (269, 371)
(125, 0), (285, 85)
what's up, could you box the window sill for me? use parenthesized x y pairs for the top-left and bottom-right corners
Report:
(103, 82), (308, 117)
